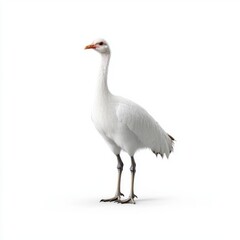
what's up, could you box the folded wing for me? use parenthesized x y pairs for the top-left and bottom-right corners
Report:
(116, 102), (174, 158)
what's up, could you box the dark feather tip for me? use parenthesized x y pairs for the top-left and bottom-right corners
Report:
(168, 134), (175, 141)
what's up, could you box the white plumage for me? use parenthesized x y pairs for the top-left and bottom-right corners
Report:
(116, 101), (173, 157)
(85, 39), (174, 204)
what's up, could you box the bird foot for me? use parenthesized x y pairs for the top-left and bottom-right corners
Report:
(100, 192), (124, 202)
(115, 194), (138, 204)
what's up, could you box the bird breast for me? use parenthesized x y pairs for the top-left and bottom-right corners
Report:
(91, 95), (118, 138)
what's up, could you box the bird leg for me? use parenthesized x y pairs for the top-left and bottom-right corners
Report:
(115, 156), (137, 204)
(100, 154), (124, 202)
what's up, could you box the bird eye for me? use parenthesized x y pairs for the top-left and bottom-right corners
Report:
(99, 42), (104, 46)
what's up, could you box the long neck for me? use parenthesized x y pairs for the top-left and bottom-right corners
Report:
(96, 53), (110, 95)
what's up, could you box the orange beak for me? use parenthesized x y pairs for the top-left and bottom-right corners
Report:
(84, 44), (96, 50)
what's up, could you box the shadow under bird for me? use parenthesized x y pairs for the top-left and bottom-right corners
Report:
(85, 39), (175, 204)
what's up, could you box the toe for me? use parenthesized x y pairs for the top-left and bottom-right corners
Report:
(114, 198), (135, 204)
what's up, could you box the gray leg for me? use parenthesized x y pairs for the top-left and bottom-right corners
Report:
(100, 154), (124, 202)
(115, 156), (138, 204)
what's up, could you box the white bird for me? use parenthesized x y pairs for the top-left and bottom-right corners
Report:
(85, 39), (174, 204)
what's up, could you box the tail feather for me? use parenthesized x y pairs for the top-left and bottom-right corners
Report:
(168, 134), (175, 141)
(152, 133), (175, 158)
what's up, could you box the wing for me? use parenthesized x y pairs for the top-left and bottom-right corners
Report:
(116, 102), (173, 157)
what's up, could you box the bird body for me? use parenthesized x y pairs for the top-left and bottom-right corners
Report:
(92, 93), (174, 157)
(85, 39), (174, 204)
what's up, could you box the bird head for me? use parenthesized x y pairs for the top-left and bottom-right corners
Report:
(84, 39), (110, 54)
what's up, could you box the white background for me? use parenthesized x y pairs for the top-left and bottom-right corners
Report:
(1, 0), (240, 239)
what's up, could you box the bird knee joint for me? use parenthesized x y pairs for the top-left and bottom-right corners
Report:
(130, 165), (136, 173)
(117, 162), (124, 170)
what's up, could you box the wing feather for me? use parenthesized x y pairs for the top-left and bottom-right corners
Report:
(116, 102), (174, 157)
